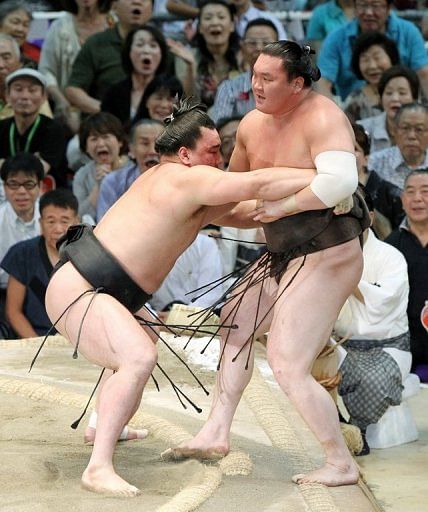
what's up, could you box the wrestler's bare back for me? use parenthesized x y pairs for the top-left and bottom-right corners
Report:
(93, 163), (234, 294)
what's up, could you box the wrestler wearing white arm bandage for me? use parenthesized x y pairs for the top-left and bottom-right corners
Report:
(310, 151), (358, 207)
(278, 151), (358, 215)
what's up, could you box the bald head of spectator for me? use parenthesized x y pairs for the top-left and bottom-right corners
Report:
(394, 103), (428, 168)
(401, 169), (428, 228)
(0, 33), (20, 95)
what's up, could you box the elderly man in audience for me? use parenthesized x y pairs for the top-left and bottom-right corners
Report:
(0, 153), (43, 337)
(1, 189), (79, 338)
(212, 18), (278, 123)
(317, 0), (428, 102)
(97, 118), (164, 220)
(386, 169), (428, 383)
(367, 103), (428, 228)
(0, 34), (53, 121)
(0, 68), (67, 187)
(65, 0), (153, 114)
(334, 189), (411, 455)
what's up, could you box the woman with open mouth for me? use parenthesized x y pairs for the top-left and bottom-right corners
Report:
(72, 112), (129, 223)
(175, 0), (241, 108)
(359, 65), (421, 152)
(39, 0), (114, 132)
(101, 24), (170, 129)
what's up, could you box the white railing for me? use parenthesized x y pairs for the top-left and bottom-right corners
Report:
(27, 9), (428, 44)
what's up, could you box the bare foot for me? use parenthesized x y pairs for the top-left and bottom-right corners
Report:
(292, 461), (360, 486)
(161, 446), (227, 462)
(82, 466), (140, 497)
(84, 425), (149, 445)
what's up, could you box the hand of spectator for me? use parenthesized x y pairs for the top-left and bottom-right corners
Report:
(95, 163), (112, 182)
(167, 38), (196, 67)
(55, 97), (71, 116)
(34, 153), (51, 174)
(184, 19), (196, 43)
(54, 102), (80, 134)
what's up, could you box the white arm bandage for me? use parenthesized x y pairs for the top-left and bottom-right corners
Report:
(310, 151), (358, 207)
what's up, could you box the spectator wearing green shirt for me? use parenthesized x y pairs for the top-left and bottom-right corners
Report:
(65, 0), (153, 114)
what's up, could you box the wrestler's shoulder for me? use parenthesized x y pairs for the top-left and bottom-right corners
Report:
(302, 93), (350, 129)
(307, 92), (347, 117)
(238, 109), (266, 131)
(241, 109), (265, 123)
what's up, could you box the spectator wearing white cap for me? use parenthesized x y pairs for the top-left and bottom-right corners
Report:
(0, 68), (67, 187)
(0, 33), (52, 122)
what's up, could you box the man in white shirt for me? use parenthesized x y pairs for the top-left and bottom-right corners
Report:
(0, 152), (42, 334)
(150, 233), (225, 311)
(334, 190), (411, 454)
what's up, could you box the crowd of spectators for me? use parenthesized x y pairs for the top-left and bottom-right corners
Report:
(0, 0), (426, 426)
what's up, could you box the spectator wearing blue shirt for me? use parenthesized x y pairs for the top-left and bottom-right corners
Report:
(306, 0), (355, 53)
(97, 119), (164, 220)
(1, 188), (79, 338)
(317, 0), (428, 102)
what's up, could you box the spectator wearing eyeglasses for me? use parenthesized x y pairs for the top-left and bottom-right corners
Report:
(212, 18), (278, 122)
(0, 189), (79, 339)
(316, 0), (428, 103)
(0, 152), (43, 333)
(367, 103), (428, 228)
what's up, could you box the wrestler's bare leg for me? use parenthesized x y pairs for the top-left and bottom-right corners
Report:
(84, 308), (157, 445)
(46, 270), (157, 497)
(267, 239), (362, 486)
(163, 262), (278, 460)
(83, 371), (149, 445)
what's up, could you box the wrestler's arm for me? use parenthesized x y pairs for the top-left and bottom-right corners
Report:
(209, 123), (261, 227)
(185, 164), (316, 206)
(212, 200), (261, 228)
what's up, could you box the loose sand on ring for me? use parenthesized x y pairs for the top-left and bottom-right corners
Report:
(1, 334), (421, 512)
